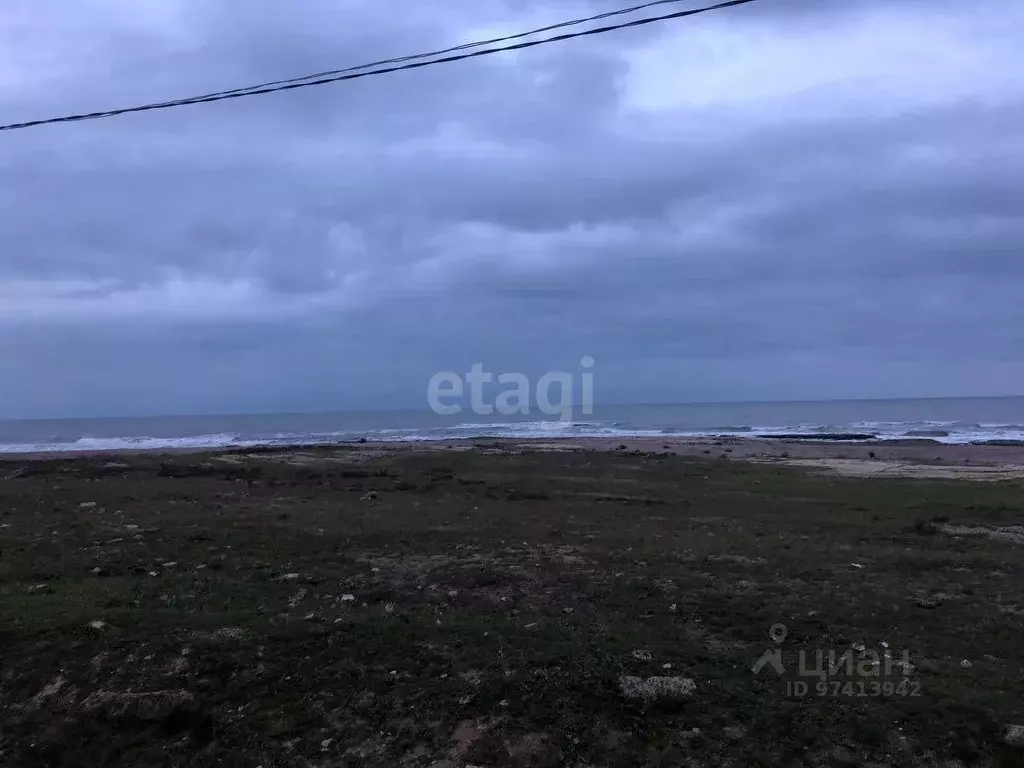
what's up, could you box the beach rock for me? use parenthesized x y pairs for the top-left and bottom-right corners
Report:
(766, 433), (875, 441)
(619, 675), (695, 703)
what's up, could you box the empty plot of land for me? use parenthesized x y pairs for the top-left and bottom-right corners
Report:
(2, 446), (1023, 767)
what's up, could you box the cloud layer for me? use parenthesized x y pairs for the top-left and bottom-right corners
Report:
(1, 0), (1022, 418)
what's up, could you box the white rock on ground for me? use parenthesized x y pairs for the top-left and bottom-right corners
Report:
(619, 675), (696, 703)
(1005, 724), (1024, 747)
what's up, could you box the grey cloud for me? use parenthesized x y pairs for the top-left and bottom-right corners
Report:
(0, 0), (1022, 418)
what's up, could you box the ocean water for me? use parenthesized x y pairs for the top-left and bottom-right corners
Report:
(1, 397), (1023, 454)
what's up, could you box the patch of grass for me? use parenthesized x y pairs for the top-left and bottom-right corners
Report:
(2, 447), (1023, 766)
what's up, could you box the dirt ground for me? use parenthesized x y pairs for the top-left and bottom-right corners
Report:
(2, 442), (1024, 767)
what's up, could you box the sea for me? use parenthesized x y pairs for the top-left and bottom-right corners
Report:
(1, 397), (1024, 454)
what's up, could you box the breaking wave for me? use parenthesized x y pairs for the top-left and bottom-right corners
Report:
(3, 418), (1024, 454)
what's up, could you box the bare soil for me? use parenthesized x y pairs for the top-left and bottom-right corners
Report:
(2, 443), (1024, 767)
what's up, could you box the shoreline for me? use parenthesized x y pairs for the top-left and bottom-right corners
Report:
(5, 434), (1024, 480)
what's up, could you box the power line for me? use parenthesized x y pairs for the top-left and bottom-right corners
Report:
(184, 0), (706, 101)
(186, 0), (729, 102)
(0, 0), (758, 133)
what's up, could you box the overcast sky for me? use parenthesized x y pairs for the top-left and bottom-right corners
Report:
(1, 0), (1022, 419)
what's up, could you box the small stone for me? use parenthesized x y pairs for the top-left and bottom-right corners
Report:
(1004, 724), (1024, 747)
(125, 524), (139, 531)
(562, 607), (574, 614)
(632, 649), (652, 661)
(27, 583), (48, 593)
(723, 724), (747, 741)
(448, 590), (458, 598)
(619, 675), (695, 702)
(87, 620), (106, 630)
(961, 659), (972, 668)
(669, 603), (678, 613)
(79, 502), (97, 509)
(162, 561), (177, 569)
(340, 594), (356, 602)
(383, 602), (396, 614)
(361, 491), (379, 501)
(280, 573), (300, 581)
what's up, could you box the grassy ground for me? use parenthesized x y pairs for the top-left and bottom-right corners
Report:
(2, 444), (1024, 767)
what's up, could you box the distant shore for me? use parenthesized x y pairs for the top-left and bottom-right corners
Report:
(6, 434), (1024, 480)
